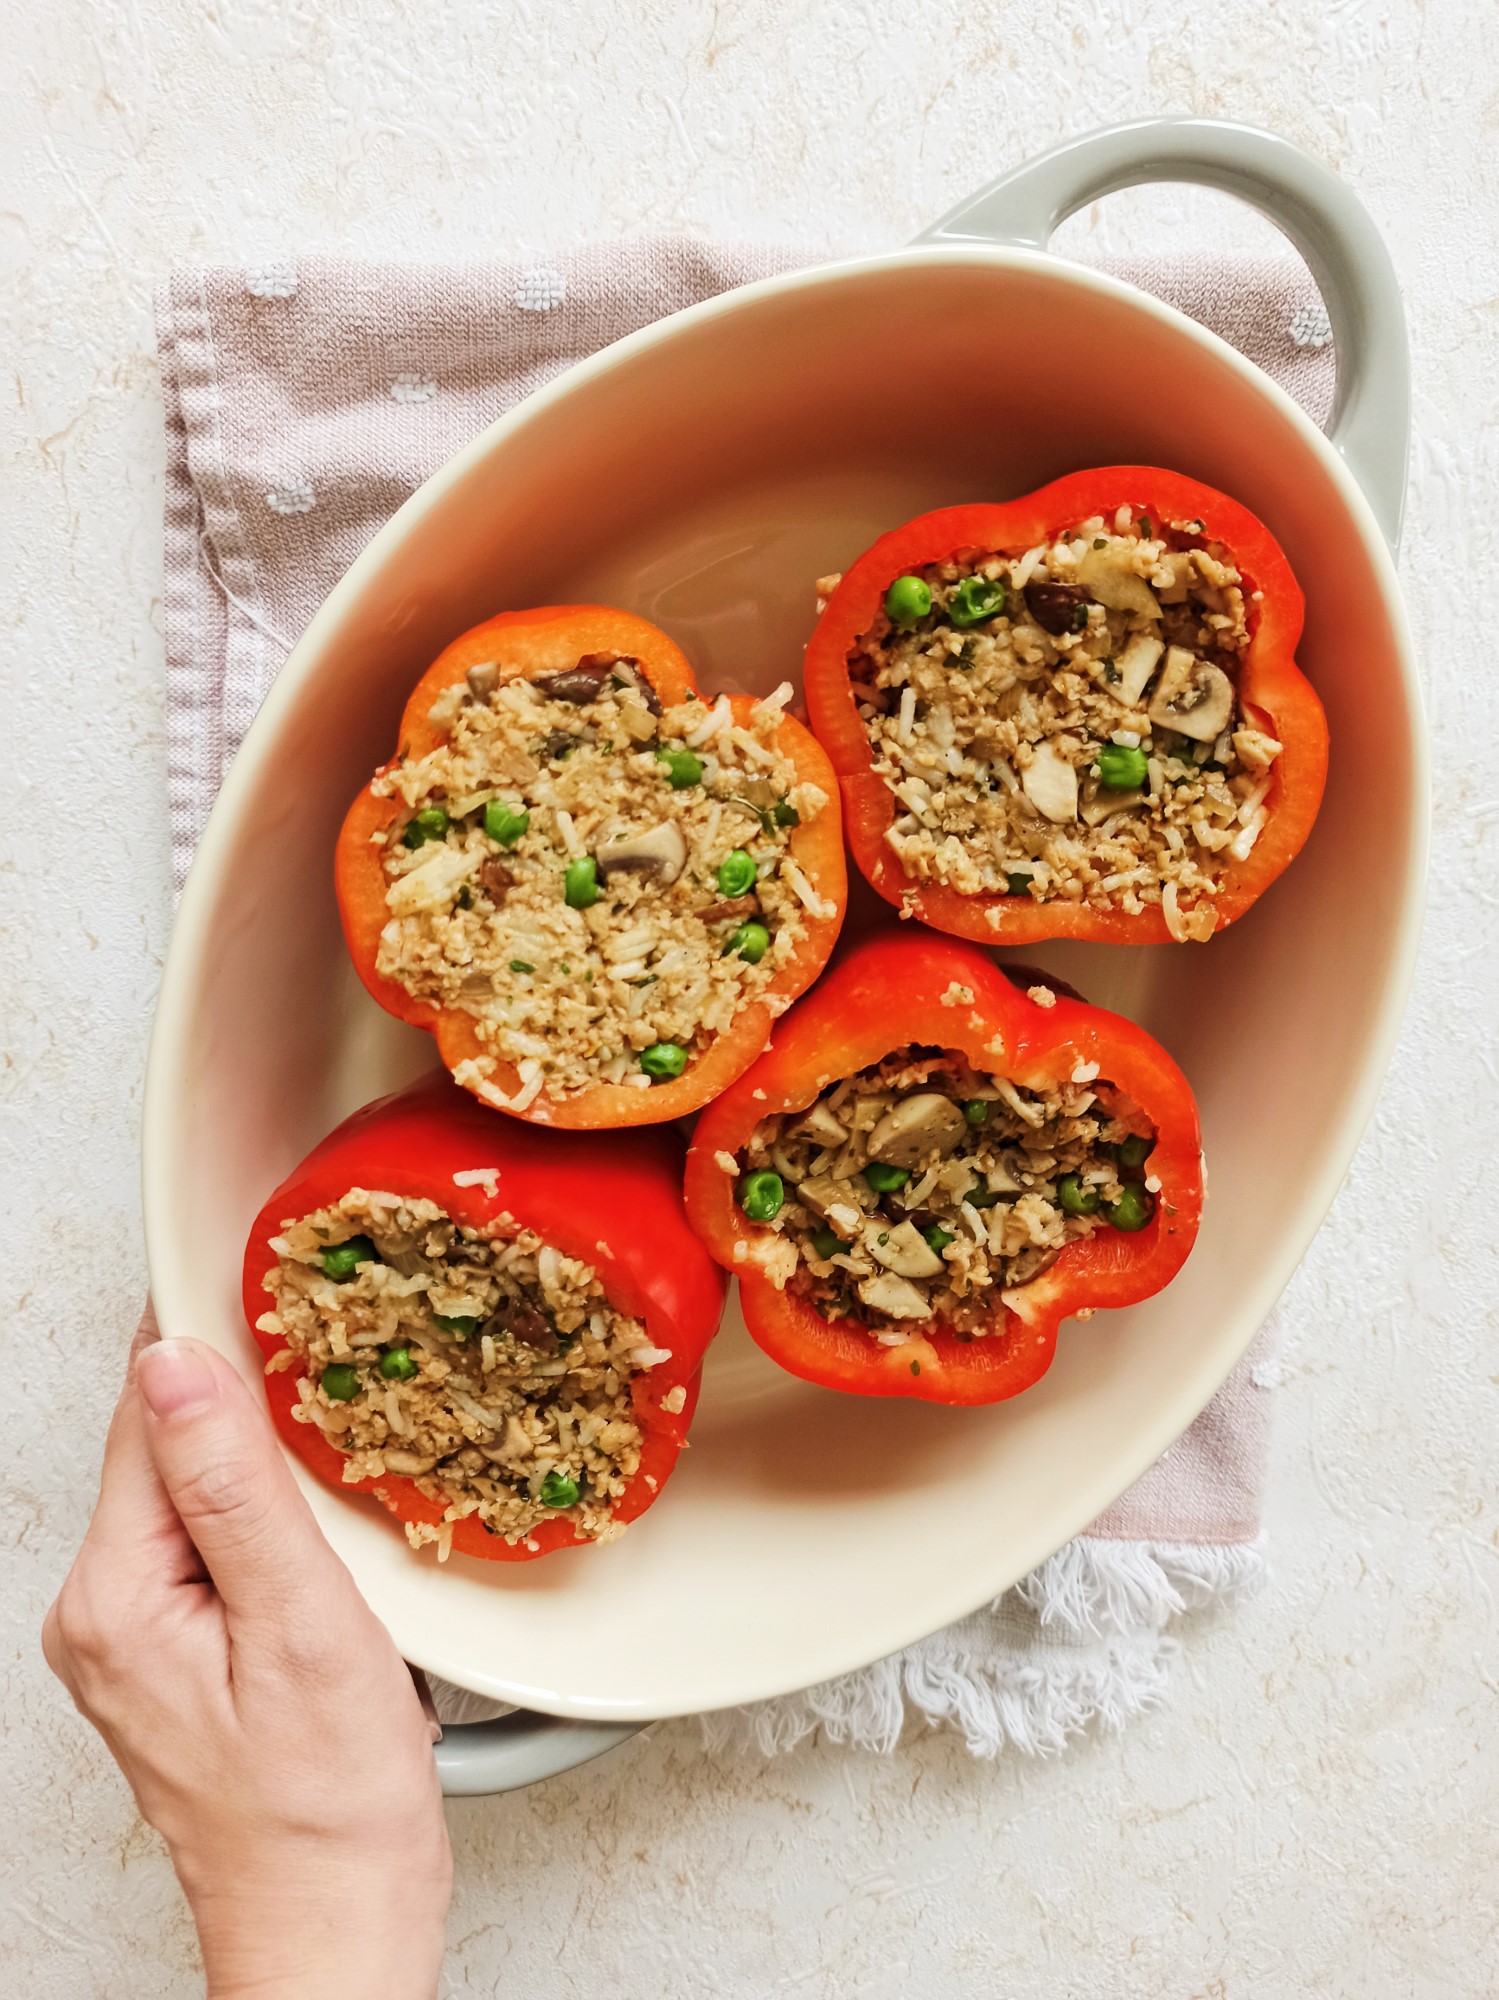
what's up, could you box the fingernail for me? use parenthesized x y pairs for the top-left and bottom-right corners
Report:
(137, 1339), (221, 1419)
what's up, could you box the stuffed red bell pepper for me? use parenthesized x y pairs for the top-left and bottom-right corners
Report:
(243, 1073), (727, 1561)
(337, 605), (845, 1128)
(685, 932), (1202, 1405)
(804, 468), (1326, 946)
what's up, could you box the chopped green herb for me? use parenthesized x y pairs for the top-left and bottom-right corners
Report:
(509, 959), (534, 974)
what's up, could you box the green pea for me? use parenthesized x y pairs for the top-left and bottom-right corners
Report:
(964, 1180), (1003, 1209)
(1107, 1184), (1155, 1233)
(884, 574), (932, 625)
(716, 849), (757, 897)
(563, 856), (599, 909)
(432, 1313), (478, 1337)
(320, 1364), (360, 1402)
(1096, 743), (1149, 792)
(809, 1226), (848, 1259)
(948, 574), (1007, 628)
(320, 1236), (377, 1280)
(540, 1471), (580, 1509)
(739, 1170), (784, 1222)
(923, 1225), (956, 1253)
(1057, 1173), (1101, 1217)
(724, 921), (770, 964)
(1117, 1132), (1156, 1172)
(379, 1346), (419, 1381)
(1006, 871), (1035, 897)
(483, 799), (530, 845)
(962, 1098), (989, 1126)
(656, 747), (704, 789)
(402, 805), (450, 849)
(640, 1041), (688, 1080)
(863, 1162), (910, 1193)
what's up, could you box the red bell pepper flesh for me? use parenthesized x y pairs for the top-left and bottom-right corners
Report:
(243, 1072), (728, 1561)
(803, 468), (1327, 946)
(685, 931), (1203, 1405)
(337, 605), (846, 1127)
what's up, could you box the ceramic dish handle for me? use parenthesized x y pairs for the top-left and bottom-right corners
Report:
(914, 116), (1410, 554)
(432, 1708), (641, 1796)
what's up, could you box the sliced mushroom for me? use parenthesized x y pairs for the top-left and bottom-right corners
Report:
(1079, 786), (1147, 827)
(383, 1449), (439, 1477)
(793, 1101), (850, 1148)
(1076, 546), (1161, 621)
(1112, 631), (1164, 707)
(599, 655), (662, 716)
(796, 1174), (853, 1220)
(697, 894), (758, 925)
(1147, 647), (1235, 742)
(535, 659), (615, 704)
(593, 820), (687, 885)
(1004, 1244), (1061, 1287)
(1024, 581), (1090, 636)
(1019, 741), (1079, 824)
(863, 1219), (944, 1279)
(466, 659), (501, 700)
(856, 1273), (931, 1320)
(867, 1091), (968, 1168)
(478, 858), (515, 903)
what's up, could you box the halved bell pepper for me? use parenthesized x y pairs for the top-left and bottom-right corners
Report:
(684, 931), (1202, 1405)
(242, 1071), (728, 1561)
(803, 468), (1326, 945)
(337, 605), (846, 1127)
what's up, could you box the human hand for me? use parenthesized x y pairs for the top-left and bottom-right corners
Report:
(43, 1308), (452, 1999)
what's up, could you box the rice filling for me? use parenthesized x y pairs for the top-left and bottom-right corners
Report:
(732, 1049), (1157, 1345)
(851, 513), (1282, 940)
(373, 658), (830, 1098)
(258, 1190), (658, 1551)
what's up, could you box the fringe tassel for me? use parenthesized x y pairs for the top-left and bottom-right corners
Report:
(430, 1536), (1267, 1755)
(699, 1535), (1265, 1758)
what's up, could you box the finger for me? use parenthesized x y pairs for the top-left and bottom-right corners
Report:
(84, 1303), (203, 1577)
(136, 1337), (343, 1629)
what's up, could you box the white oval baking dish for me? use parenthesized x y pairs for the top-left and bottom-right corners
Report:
(144, 119), (1423, 1794)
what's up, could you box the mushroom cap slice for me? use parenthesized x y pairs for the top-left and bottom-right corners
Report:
(1147, 646), (1235, 742)
(1020, 741), (1080, 825)
(862, 1219), (944, 1279)
(867, 1091), (968, 1168)
(856, 1273), (931, 1320)
(793, 1101), (850, 1148)
(593, 820), (688, 884)
(1113, 632), (1164, 707)
(1077, 546), (1162, 621)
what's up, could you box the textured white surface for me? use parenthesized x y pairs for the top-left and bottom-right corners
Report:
(3, 2), (1496, 1994)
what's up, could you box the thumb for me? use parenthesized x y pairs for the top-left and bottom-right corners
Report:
(136, 1338), (338, 1629)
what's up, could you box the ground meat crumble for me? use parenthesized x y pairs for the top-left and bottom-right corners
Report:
(731, 1048), (1158, 1345)
(850, 510), (1283, 941)
(373, 654), (832, 1109)
(258, 1190), (668, 1553)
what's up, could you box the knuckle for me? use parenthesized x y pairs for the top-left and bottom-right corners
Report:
(171, 1454), (263, 1535)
